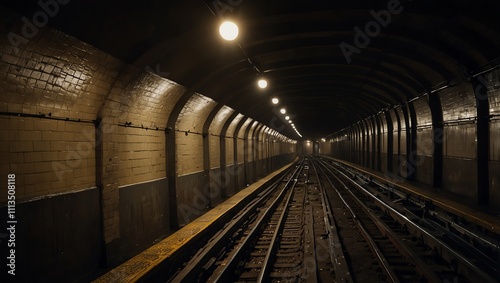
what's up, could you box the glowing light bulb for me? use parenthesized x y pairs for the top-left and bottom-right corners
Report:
(258, 79), (267, 89)
(219, 21), (238, 41)
(280, 108), (286, 114)
(272, 97), (279, 104)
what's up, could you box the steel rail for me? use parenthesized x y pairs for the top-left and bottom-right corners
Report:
(310, 156), (400, 283)
(303, 182), (319, 283)
(320, 157), (448, 282)
(207, 160), (305, 282)
(169, 161), (302, 283)
(331, 158), (500, 261)
(309, 159), (353, 282)
(322, 158), (497, 283)
(256, 177), (298, 282)
(327, 156), (500, 242)
(422, 216), (499, 276)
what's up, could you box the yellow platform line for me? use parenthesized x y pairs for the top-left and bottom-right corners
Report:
(93, 160), (296, 283)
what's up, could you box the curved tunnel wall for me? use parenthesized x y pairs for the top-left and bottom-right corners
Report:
(327, 71), (500, 209)
(0, 12), (297, 282)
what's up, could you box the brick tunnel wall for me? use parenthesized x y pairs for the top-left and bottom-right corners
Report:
(0, 10), (297, 282)
(328, 70), (500, 209)
(208, 105), (235, 204)
(225, 113), (244, 196)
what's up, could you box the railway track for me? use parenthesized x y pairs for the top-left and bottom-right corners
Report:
(312, 155), (499, 283)
(168, 157), (347, 282)
(312, 156), (443, 282)
(165, 155), (498, 282)
(328, 158), (500, 281)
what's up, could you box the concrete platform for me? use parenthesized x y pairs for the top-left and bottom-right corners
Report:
(93, 160), (296, 283)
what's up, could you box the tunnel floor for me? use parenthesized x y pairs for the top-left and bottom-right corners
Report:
(95, 156), (500, 282)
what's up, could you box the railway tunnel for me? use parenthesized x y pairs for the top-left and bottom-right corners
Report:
(0, 0), (499, 282)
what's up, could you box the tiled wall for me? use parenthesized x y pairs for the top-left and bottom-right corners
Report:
(487, 70), (500, 206)
(411, 97), (434, 184)
(0, 116), (95, 201)
(0, 8), (297, 282)
(329, 73), (500, 207)
(258, 126), (267, 160)
(246, 120), (259, 162)
(209, 105), (234, 169)
(0, 10), (121, 203)
(237, 117), (252, 164)
(225, 113), (244, 165)
(176, 93), (217, 176)
(117, 127), (165, 186)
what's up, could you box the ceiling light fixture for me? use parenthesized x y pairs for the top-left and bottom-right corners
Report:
(205, 6), (270, 116)
(280, 108), (286, 114)
(219, 21), (238, 41)
(285, 116), (289, 120)
(258, 79), (267, 89)
(272, 97), (279, 104)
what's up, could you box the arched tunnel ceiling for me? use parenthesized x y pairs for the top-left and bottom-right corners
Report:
(3, 0), (500, 138)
